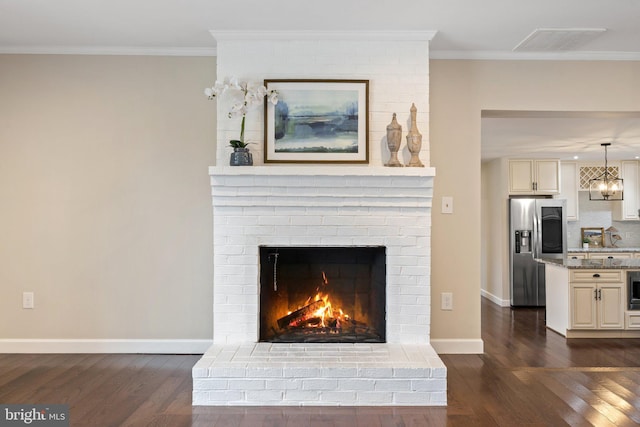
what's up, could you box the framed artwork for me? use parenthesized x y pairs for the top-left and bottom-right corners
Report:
(581, 227), (604, 248)
(264, 79), (369, 164)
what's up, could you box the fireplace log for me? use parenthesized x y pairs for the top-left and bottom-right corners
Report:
(277, 300), (325, 329)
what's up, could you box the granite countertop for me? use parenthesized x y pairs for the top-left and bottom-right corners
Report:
(540, 257), (640, 269)
(568, 247), (640, 253)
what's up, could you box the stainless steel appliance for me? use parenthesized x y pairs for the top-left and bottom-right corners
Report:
(628, 271), (640, 310)
(510, 198), (567, 307)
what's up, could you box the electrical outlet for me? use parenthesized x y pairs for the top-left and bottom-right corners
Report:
(23, 292), (34, 309)
(441, 292), (453, 310)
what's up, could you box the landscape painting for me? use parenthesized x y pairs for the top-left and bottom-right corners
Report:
(264, 80), (369, 163)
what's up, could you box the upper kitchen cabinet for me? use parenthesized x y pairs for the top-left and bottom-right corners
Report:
(614, 160), (640, 221)
(508, 159), (560, 195)
(559, 162), (579, 221)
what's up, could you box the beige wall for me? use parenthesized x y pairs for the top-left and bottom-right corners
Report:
(430, 60), (640, 349)
(0, 55), (216, 342)
(4, 55), (640, 352)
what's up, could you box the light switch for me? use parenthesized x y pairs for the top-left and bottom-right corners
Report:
(442, 196), (453, 214)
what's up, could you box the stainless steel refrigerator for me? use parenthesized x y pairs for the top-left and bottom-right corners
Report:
(509, 198), (567, 307)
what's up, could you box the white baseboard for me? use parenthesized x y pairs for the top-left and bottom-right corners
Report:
(0, 339), (213, 354)
(481, 290), (510, 307)
(430, 338), (484, 354)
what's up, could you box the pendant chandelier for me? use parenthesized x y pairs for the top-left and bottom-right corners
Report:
(589, 142), (623, 201)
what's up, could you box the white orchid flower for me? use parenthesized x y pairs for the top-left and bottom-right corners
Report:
(244, 91), (263, 107)
(204, 77), (279, 143)
(213, 80), (226, 94)
(267, 90), (279, 105)
(226, 76), (242, 91)
(228, 102), (247, 118)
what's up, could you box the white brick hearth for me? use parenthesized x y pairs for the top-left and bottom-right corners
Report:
(193, 343), (446, 406)
(192, 166), (447, 406)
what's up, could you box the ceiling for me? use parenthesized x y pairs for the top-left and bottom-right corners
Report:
(2, 1), (639, 160)
(482, 112), (640, 162)
(1, 0), (639, 59)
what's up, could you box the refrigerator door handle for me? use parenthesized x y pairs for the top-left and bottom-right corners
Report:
(533, 207), (540, 258)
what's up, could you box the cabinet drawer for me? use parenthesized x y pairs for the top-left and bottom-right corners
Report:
(589, 253), (632, 259)
(568, 253), (587, 260)
(570, 270), (623, 282)
(626, 312), (640, 329)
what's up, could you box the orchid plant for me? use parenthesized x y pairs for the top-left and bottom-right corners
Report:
(204, 77), (278, 148)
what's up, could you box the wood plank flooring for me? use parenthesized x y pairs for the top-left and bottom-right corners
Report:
(1, 298), (640, 426)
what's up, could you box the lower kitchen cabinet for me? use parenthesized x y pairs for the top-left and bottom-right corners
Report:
(570, 270), (624, 330)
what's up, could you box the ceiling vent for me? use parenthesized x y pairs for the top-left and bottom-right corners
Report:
(513, 28), (607, 52)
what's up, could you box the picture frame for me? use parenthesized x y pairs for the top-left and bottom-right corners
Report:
(581, 227), (604, 248)
(264, 79), (369, 164)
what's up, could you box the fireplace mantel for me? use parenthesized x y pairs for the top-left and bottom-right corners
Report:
(209, 165), (436, 177)
(210, 166), (436, 209)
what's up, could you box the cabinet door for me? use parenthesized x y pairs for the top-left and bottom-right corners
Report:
(560, 162), (578, 220)
(614, 160), (639, 221)
(570, 283), (597, 329)
(598, 283), (624, 329)
(535, 160), (560, 194)
(509, 160), (534, 194)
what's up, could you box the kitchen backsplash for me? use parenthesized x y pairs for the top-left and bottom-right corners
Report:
(567, 192), (640, 248)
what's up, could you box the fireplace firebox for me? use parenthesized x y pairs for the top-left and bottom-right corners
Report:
(259, 246), (386, 343)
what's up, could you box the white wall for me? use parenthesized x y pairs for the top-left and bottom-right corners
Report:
(0, 54), (216, 352)
(213, 32), (432, 168)
(431, 60), (640, 350)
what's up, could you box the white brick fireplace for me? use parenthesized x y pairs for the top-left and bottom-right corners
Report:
(192, 30), (446, 406)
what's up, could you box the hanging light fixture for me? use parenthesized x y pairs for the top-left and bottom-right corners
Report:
(589, 142), (623, 201)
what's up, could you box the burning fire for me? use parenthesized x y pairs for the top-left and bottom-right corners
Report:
(281, 272), (350, 330)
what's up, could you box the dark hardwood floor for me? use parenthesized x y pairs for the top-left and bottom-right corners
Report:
(2, 298), (640, 426)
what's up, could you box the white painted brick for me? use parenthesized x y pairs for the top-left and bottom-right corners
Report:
(245, 390), (283, 402)
(320, 391), (357, 403)
(394, 392), (431, 405)
(302, 379), (338, 390)
(356, 391), (394, 404)
(412, 379), (447, 392)
(266, 379), (302, 390)
(430, 391), (448, 405)
(246, 367), (283, 377)
(320, 367), (358, 377)
(358, 367), (393, 378)
(374, 379), (411, 391)
(284, 390), (320, 402)
(206, 391), (244, 402)
(192, 378), (228, 390)
(283, 367), (320, 377)
(338, 379), (375, 391)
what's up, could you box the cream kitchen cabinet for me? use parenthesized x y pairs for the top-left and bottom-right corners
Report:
(569, 270), (625, 330)
(614, 160), (639, 221)
(508, 159), (560, 195)
(567, 253), (588, 260)
(559, 162), (579, 221)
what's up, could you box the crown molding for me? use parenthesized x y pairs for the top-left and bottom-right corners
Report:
(0, 46), (217, 56)
(431, 49), (640, 61)
(210, 30), (437, 42)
